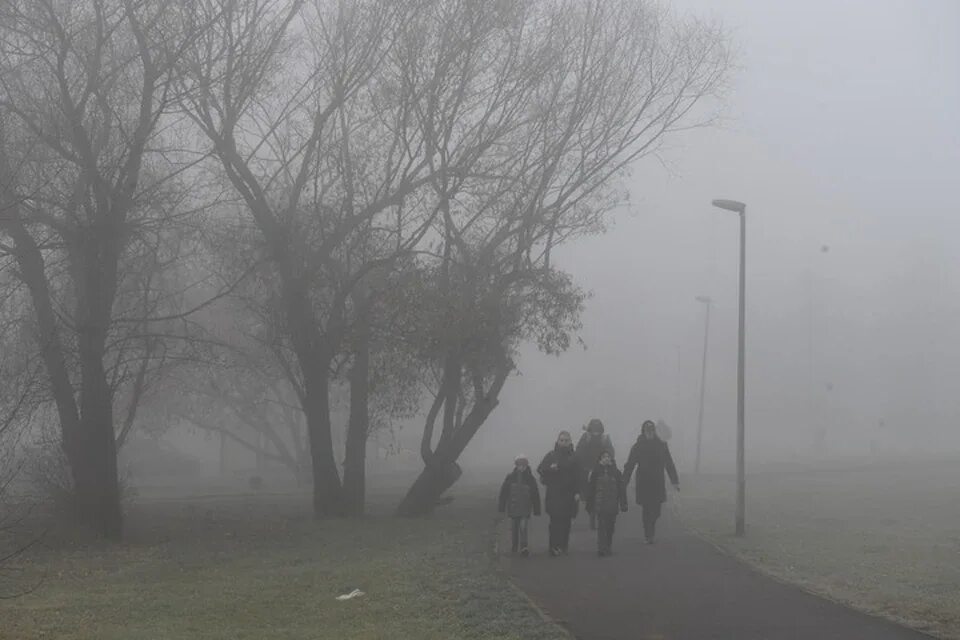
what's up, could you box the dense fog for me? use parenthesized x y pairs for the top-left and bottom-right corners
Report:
(2, 2), (959, 638)
(147, 0), (960, 479)
(465, 0), (960, 471)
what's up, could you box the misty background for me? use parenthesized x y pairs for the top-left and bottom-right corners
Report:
(152, 0), (960, 477)
(3, 2), (959, 637)
(464, 0), (960, 470)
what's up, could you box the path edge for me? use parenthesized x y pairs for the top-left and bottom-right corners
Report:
(489, 516), (576, 640)
(675, 516), (944, 640)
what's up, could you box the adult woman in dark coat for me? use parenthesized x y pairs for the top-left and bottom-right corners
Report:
(537, 430), (580, 556)
(623, 420), (679, 543)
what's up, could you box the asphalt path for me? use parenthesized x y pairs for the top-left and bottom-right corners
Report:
(504, 503), (933, 640)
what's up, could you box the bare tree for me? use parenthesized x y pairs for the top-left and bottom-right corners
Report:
(176, 0), (399, 515)
(0, 0), (207, 539)
(175, 0), (528, 516)
(170, 0), (728, 519)
(395, 0), (731, 515)
(339, 265), (424, 514)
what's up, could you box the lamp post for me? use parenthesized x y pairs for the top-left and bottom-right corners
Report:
(694, 295), (712, 475)
(808, 244), (831, 456)
(711, 198), (746, 537)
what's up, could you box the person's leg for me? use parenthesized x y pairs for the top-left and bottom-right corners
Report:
(548, 516), (558, 554)
(641, 503), (654, 541)
(596, 513), (607, 555)
(607, 513), (617, 552)
(518, 517), (529, 555)
(648, 502), (662, 540)
(601, 513), (616, 554)
(510, 517), (520, 553)
(582, 475), (595, 531)
(560, 516), (572, 552)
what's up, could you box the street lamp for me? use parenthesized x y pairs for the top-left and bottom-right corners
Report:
(808, 243), (831, 457)
(694, 295), (712, 475)
(711, 198), (746, 537)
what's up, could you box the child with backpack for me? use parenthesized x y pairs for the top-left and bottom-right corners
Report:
(498, 454), (542, 556)
(586, 450), (628, 556)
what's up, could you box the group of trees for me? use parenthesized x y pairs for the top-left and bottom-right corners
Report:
(0, 0), (729, 540)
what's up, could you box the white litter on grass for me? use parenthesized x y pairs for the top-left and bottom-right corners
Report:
(335, 589), (365, 601)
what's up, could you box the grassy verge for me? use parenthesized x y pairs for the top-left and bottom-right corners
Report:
(675, 459), (960, 640)
(0, 488), (568, 640)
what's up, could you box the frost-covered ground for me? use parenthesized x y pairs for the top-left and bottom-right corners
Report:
(677, 457), (960, 639)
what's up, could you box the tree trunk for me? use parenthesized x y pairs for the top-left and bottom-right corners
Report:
(395, 460), (463, 517)
(280, 271), (344, 517)
(73, 356), (122, 540)
(71, 239), (123, 540)
(342, 309), (371, 517)
(396, 363), (509, 517)
(301, 362), (343, 517)
(2, 206), (123, 539)
(395, 401), (492, 516)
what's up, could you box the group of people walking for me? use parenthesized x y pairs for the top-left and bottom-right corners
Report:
(498, 419), (679, 557)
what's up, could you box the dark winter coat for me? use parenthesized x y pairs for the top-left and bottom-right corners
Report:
(537, 445), (580, 518)
(586, 463), (627, 516)
(498, 468), (542, 518)
(623, 435), (679, 505)
(574, 432), (615, 493)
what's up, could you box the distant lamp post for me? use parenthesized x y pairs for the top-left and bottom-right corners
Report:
(711, 198), (747, 537)
(812, 243), (832, 454)
(694, 295), (712, 475)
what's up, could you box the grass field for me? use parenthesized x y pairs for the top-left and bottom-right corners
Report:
(0, 484), (569, 640)
(675, 457), (960, 640)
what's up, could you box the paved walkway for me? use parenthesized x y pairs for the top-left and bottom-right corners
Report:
(504, 506), (933, 640)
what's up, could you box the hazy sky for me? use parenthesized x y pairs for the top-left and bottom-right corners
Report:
(464, 0), (960, 470)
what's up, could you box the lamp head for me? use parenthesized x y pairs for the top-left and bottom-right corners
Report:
(712, 199), (746, 214)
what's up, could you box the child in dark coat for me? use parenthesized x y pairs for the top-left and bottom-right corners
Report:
(586, 451), (627, 556)
(498, 454), (541, 556)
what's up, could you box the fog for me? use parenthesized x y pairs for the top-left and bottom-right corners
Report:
(4, 2), (960, 637)
(465, 0), (960, 470)
(139, 0), (960, 482)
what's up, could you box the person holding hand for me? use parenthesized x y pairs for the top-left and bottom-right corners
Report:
(586, 450), (628, 556)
